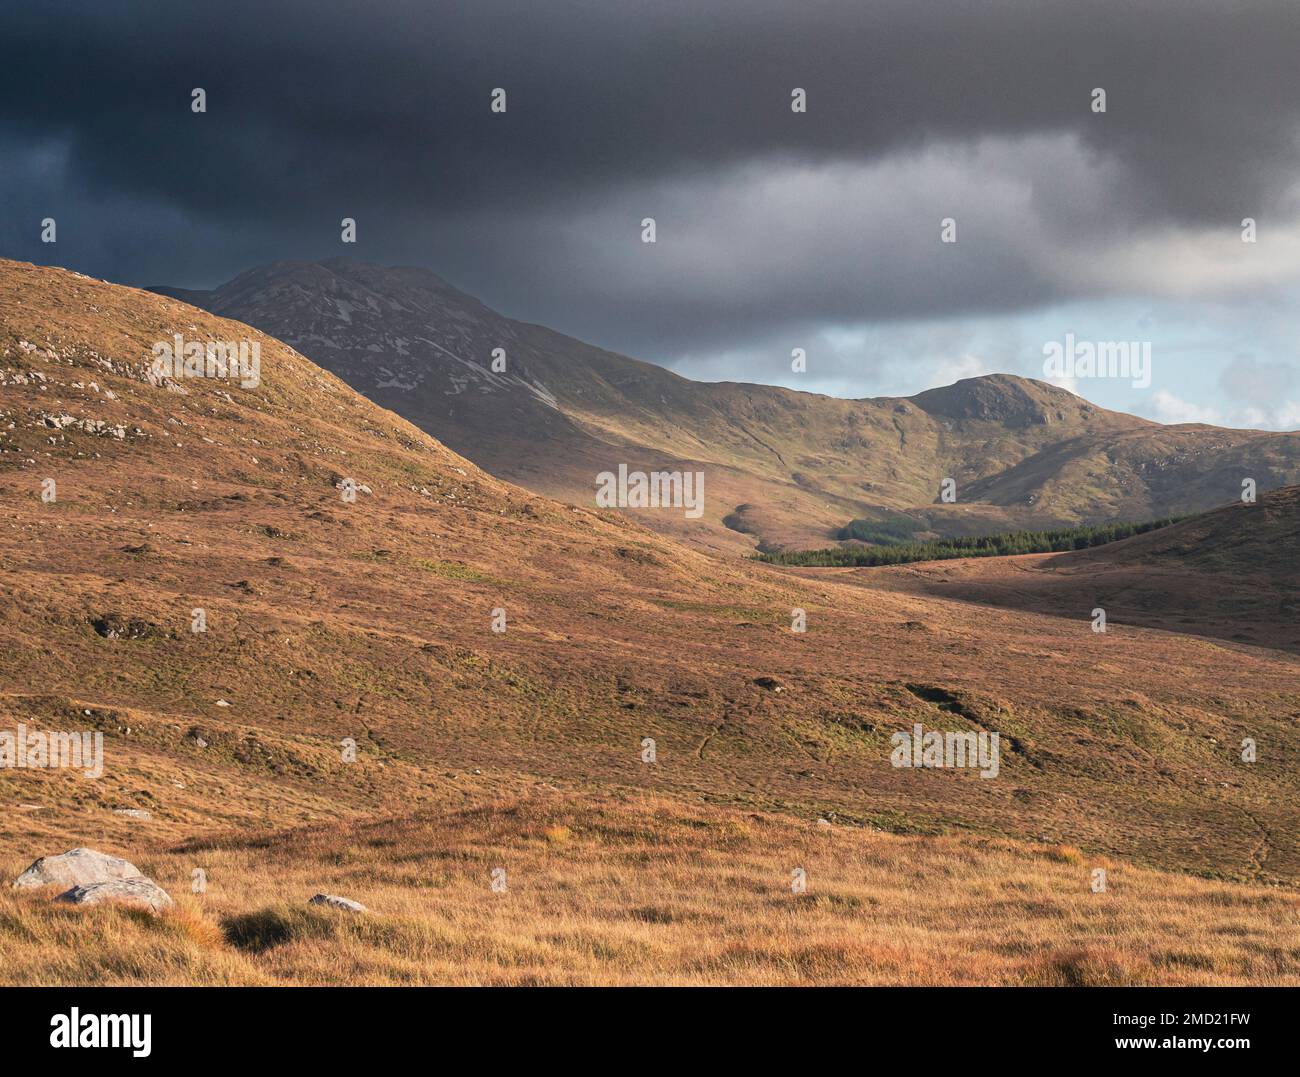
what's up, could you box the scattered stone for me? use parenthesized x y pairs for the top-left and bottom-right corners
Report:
(36, 412), (130, 439)
(57, 876), (173, 914)
(816, 818), (833, 830)
(214, 700), (231, 707)
(113, 808), (153, 820)
(90, 613), (158, 640)
(753, 676), (786, 693)
(12, 847), (142, 891)
(308, 893), (367, 913)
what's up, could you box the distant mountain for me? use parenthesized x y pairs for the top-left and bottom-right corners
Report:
(152, 260), (1300, 552)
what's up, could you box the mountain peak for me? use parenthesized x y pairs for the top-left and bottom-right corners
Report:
(908, 373), (1113, 428)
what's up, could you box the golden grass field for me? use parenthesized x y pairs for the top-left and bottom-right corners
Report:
(4, 792), (1298, 986)
(1, 259), (1297, 985)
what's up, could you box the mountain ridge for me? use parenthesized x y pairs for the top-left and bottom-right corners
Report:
(149, 259), (1300, 552)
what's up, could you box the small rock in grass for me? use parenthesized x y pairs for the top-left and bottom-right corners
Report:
(308, 893), (367, 913)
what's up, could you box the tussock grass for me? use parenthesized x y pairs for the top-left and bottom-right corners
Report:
(1044, 844), (1085, 865)
(1, 793), (1296, 986)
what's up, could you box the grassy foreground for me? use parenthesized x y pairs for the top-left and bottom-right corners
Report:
(2, 793), (1297, 986)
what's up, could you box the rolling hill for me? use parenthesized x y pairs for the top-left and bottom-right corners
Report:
(153, 259), (1300, 553)
(824, 484), (1300, 654)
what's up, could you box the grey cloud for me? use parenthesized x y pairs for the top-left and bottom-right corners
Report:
(3, 0), (1300, 377)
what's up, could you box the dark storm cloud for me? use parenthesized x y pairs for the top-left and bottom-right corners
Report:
(3, 0), (1300, 361)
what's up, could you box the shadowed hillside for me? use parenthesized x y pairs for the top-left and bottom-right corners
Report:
(1055, 483), (1300, 583)
(830, 485), (1300, 654)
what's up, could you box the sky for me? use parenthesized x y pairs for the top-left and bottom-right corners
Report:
(3, 0), (1300, 428)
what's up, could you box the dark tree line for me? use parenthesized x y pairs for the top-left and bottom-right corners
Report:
(757, 516), (1183, 568)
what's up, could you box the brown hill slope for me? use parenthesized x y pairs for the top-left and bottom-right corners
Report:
(153, 259), (1300, 552)
(830, 485), (1300, 654)
(1056, 483), (1300, 581)
(2, 257), (1297, 898)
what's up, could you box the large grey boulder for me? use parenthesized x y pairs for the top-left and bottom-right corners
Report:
(57, 876), (174, 914)
(12, 848), (142, 891)
(308, 893), (367, 913)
